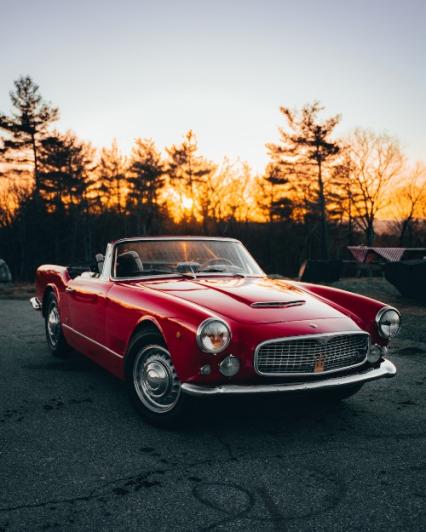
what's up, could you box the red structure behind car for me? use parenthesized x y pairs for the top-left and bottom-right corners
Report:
(31, 236), (400, 425)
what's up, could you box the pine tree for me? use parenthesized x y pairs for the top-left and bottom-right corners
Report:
(38, 131), (95, 262)
(165, 130), (215, 221)
(266, 102), (340, 259)
(258, 162), (293, 223)
(94, 139), (127, 213)
(127, 138), (165, 234)
(0, 76), (59, 193)
(38, 132), (94, 212)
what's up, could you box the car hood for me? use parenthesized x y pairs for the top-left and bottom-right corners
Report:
(142, 276), (350, 325)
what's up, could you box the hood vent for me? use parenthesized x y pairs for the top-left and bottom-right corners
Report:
(251, 300), (305, 309)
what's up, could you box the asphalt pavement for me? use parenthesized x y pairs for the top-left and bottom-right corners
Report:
(1, 299), (425, 531)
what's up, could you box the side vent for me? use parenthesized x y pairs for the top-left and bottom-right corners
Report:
(250, 300), (305, 308)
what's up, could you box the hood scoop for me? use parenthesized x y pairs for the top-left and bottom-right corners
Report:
(250, 300), (306, 309)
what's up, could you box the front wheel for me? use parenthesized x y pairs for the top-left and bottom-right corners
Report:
(44, 293), (71, 358)
(126, 332), (192, 427)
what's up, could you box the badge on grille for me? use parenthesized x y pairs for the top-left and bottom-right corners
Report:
(314, 354), (326, 373)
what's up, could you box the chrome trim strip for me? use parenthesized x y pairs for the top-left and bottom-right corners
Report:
(253, 330), (370, 377)
(375, 306), (401, 338)
(62, 323), (122, 359)
(113, 236), (240, 244)
(30, 297), (42, 311)
(250, 300), (305, 308)
(181, 359), (396, 396)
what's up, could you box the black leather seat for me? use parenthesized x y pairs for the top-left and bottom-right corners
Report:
(116, 251), (144, 277)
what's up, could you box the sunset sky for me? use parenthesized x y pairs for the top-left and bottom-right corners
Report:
(1, 0), (424, 172)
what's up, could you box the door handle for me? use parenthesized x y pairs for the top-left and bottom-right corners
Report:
(65, 287), (74, 293)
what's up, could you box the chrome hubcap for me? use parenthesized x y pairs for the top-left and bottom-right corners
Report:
(47, 305), (60, 347)
(133, 346), (181, 413)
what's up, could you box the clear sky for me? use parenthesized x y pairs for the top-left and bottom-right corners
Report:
(0, 0), (424, 172)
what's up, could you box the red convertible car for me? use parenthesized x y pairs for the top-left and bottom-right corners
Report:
(31, 236), (400, 425)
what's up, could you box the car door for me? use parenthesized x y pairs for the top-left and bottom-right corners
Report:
(66, 274), (112, 348)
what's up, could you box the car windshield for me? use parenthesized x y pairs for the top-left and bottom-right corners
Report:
(113, 239), (264, 278)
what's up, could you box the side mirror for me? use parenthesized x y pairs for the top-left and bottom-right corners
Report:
(95, 253), (105, 274)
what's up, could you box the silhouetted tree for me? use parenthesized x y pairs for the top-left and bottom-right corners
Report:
(389, 163), (426, 246)
(166, 130), (215, 221)
(258, 163), (293, 223)
(0, 76), (59, 193)
(127, 138), (165, 234)
(94, 140), (127, 213)
(329, 152), (361, 245)
(347, 129), (404, 245)
(267, 102), (340, 259)
(37, 131), (96, 261)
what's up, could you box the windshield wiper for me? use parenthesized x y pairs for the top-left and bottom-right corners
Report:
(140, 268), (174, 276)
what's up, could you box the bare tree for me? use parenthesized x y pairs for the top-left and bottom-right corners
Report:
(389, 163), (426, 245)
(347, 129), (405, 245)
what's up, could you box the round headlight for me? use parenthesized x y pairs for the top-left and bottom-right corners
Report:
(196, 318), (231, 354)
(376, 307), (401, 338)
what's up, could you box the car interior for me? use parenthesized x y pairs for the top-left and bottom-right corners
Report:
(116, 251), (144, 277)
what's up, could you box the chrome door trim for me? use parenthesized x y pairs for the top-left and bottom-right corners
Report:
(62, 323), (122, 359)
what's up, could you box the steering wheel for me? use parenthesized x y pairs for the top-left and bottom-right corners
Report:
(200, 257), (242, 271)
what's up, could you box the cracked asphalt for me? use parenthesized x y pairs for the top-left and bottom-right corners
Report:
(1, 294), (425, 531)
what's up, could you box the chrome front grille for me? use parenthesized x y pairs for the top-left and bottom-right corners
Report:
(254, 332), (370, 376)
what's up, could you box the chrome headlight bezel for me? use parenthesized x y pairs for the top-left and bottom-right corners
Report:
(375, 306), (401, 339)
(196, 318), (231, 354)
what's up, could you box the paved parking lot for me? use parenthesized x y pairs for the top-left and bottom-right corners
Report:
(1, 297), (425, 531)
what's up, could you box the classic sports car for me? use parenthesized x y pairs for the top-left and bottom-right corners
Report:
(30, 236), (400, 425)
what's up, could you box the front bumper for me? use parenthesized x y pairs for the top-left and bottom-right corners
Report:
(30, 297), (42, 310)
(181, 358), (396, 397)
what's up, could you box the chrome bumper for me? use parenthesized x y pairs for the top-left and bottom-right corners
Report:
(181, 359), (396, 397)
(30, 297), (42, 311)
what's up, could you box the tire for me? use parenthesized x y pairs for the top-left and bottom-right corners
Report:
(44, 293), (71, 358)
(316, 383), (364, 402)
(125, 330), (192, 427)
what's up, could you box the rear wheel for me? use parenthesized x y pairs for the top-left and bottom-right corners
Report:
(126, 331), (192, 427)
(44, 293), (70, 358)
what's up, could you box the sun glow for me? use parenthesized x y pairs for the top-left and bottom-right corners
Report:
(162, 187), (195, 222)
(182, 196), (193, 211)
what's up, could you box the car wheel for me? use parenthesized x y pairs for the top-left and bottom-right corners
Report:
(126, 331), (191, 427)
(317, 383), (364, 402)
(45, 293), (70, 358)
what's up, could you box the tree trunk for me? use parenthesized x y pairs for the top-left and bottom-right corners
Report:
(317, 160), (329, 260)
(31, 132), (40, 193)
(366, 222), (375, 246)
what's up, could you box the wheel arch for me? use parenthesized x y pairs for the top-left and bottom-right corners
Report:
(42, 284), (59, 317)
(124, 318), (167, 376)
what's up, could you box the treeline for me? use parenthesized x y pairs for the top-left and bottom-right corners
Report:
(0, 76), (425, 280)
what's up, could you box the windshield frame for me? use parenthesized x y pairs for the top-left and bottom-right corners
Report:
(109, 237), (265, 281)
